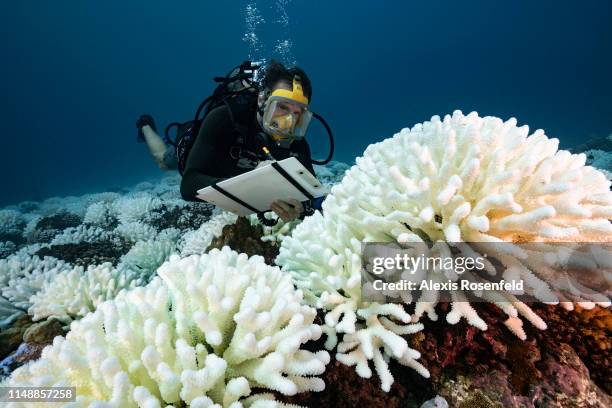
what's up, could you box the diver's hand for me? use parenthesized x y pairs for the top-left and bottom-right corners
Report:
(270, 199), (302, 222)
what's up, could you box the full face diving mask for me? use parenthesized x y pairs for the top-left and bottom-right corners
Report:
(261, 76), (313, 146)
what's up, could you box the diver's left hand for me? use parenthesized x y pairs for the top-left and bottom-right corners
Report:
(270, 199), (302, 222)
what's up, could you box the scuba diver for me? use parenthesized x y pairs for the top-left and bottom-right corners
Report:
(136, 59), (334, 223)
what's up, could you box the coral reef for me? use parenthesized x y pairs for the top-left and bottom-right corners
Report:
(148, 201), (215, 231)
(0, 209), (26, 246)
(277, 111), (612, 390)
(314, 160), (351, 187)
(0, 320), (66, 379)
(0, 124), (608, 406)
(0, 241), (17, 259)
(408, 302), (612, 406)
(527, 304), (611, 393)
(0, 173), (219, 353)
(83, 201), (118, 229)
(571, 133), (612, 155)
(436, 347), (611, 408)
(584, 149), (612, 180)
(0, 255), (72, 312)
(34, 210), (82, 231)
(28, 262), (145, 323)
(179, 211), (238, 257)
(571, 134), (612, 180)
(0, 314), (32, 360)
(116, 237), (178, 278)
(34, 238), (133, 267)
(49, 224), (119, 246)
(5, 247), (329, 406)
(208, 217), (281, 265)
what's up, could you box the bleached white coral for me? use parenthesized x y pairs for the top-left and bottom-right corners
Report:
(29, 262), (143, 323)
(0, 209), (24, 231)
(36, 196), (70, 217)
(148, 173), (183, 200)
(34, 192), (118, 218)
(50, 225), (116, 245)
(277, 111), (612, 389)
(179, 211), (238, 257)
(114, 221), (159, 243)
(278, 212), (429, 391)
(133, 181), (155, 192)
(117, 238), (178, 280)
(28, 232), (183, 324)
(23, 214), (43, 237)
(113, 193), (163, 224)
(156, 227), (183, 243)
(0, 254), (71, 311)
(83, 201), (116, 227)
(8, 247), (329, 406)
(64, 192), (122, 217)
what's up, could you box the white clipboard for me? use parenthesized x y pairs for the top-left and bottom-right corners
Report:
(196, 157), (329, 216)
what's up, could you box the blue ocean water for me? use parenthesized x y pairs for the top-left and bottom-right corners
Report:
(1, 0), (611, 206)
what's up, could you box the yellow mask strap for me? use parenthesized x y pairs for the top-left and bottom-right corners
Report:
(269, 77), (309, 105)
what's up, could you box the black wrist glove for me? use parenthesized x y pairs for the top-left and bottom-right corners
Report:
(136, 114), (157, 143)
(298, 200), (316, 220)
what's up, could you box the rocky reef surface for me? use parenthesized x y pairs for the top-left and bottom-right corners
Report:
(0, 114), (610, 407)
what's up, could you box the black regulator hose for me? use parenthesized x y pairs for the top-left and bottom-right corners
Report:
(164, 122), (182, 146)
(311, 112), (334, 165)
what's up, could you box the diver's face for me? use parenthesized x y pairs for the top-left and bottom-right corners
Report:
(273, 100), (303, 117)
(270, 80), (304, 117)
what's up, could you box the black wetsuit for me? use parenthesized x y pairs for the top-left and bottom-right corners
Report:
(180, 105), (317, 203)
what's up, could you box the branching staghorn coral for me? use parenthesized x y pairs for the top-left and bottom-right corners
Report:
(277, 111), (612, 390)
(0, 254), (71, 311)
(28, 233), (181, 324)
(7, 247), (329, 407)
(28, 262), (143, 324)
(277, 211), (429, 392)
